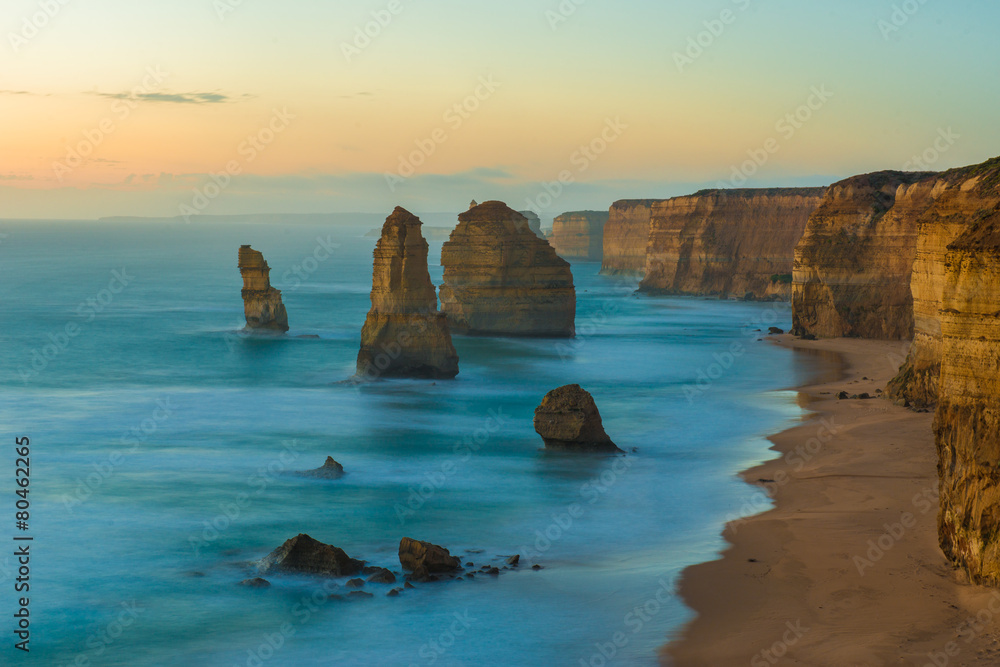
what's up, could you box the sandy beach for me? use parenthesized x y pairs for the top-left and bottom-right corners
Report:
(665, 336), (1000, 667)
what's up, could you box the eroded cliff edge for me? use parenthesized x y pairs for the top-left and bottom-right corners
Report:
(600, 199), (661, 277)
(440, 201), (575, 337)
(549, 211), (609, 261)
(934, 204), (1000, 585)
(356, 207), (459, 379)
(239, 245), (289, 333)
(792, 172), (936, 339)
(638, 188), (826, 300)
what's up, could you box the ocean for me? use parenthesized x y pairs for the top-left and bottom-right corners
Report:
(0, 219), (823, 666)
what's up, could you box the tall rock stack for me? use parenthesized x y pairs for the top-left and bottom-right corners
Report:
(440, 201), (576, 337)
(518, 210), (543, 238)
(549, 211), (610, 261)
(791, 173), (934, 338)
(601, 199), (662, 277)
(889, 158), (1000, 407)
(356, 207), (459, 379)
(640, 188), (826, 300)
(934, 205), (1000, 585)
(238, 245), (289, 333)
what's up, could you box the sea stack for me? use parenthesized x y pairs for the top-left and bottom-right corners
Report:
(356, 207), (459, 379)
(549, 211), (610, 261)
(238, 245), (289, 332)
(533, 384), (622, 452)
(440, 201), (576, 337)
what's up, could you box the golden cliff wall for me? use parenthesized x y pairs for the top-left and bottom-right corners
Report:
(549, 211), (609, 261)
(792, 172), (937, 339)
(600, 200), (661, 276)
(440, 201), (575, 337)
(638, 188), (826, 300)
(238, 245), (289, 332)
(888, 158), (1000, 407)
(356, 207), (459, 379)
(934, 205), (1000, 584)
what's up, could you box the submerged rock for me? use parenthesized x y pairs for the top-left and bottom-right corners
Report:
(356, 207), (459, 379)
(533, 384), (622, 452)
(440, 201), (576, 337)
(300, 457), (345, 479)
(240, 578), (271, 588)
(258, 534), (364, 577)
(365, 568), (396, 584)
(398, 537), (461, 575)
(238, 245), (289, 333)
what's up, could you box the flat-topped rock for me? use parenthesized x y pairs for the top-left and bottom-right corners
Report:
(238, 245), (289, 332)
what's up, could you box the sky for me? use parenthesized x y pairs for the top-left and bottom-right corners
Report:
(1, 0), (999, 220)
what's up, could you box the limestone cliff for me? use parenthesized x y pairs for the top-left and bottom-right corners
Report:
(889, 158), (1000, 406)
(933, 204), (1000, 585)
(600, 199), (660, 276)
(549, 211), (609, 261)
(356, 207), (459, 379)
(238, 245), (289, 332)
(440, 201), (576, 337)
(792, 172), (936, 338)
(639, 188), (826, 300)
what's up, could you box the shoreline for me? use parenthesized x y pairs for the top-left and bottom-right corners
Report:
(664, 336), (1000, 666)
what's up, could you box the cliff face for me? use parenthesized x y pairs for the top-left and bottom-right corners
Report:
(639, 188), (826, 300)
(440, 201), (576, 337)
(356, 207), (459, 379)
(518, 210), (543, 238)
(934, 205), (1000, 585)
(792, 172), (936, 338)
(238, 245), (289, 332)
(549, 211), (609, 261)
(889, 159), (1000, 406)
(600, 200), (660, 276)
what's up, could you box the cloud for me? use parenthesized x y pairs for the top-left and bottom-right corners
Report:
(339, 91), (375, 99)
(0, 174), (34, 181)
(90, 91), (249, 104)
(0, 90), (49, 96)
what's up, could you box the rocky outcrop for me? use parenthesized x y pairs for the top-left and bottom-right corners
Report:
(398, 538), (461, 575)
(640, 188), (826, 300)
(533, 384), (622, 452)
(518, 210), (543, 238)
(934, 204), (1000, 585)
(259, 534), (364, 577)
(440, 201), (576, 337)
(239, 245), (289, 332)
(792, 173), (936, 338)
(356, 207), (459, 379)
(299, 457), (345, 479)
(549, 211), (609, 261)
(601, 200), (661, 276)
(889, 158), (1000, 407)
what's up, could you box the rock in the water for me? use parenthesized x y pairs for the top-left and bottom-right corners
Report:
(240, 578), (271, 588)
(398, 537), (461, 574)
(533, 384), (622, 452)
(258, 534), (364, 577)
(518, 210), (544, 238)
(768, 327), (784, 335)
(506, 555), (520, 567)
(300, 457), (345, 479)
(549, 211), (609, 261)
(239, 245), (289, 332)
(346, 578), (365, 588)
(366, 568), (396, 584)
(440, 201), (576, 337)
(356, 207), (459, 379)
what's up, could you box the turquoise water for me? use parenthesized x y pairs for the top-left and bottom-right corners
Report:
(0, 220), (819, 666)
